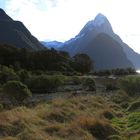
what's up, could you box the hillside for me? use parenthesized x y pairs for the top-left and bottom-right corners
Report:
(0, 8), (44, 49)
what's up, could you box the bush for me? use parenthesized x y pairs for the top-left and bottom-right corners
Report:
(106, 84), (118, 91)
(71, 76), (82, 85)
(0, 66), (19, 84)
(111, 91), (130, 104)
(17, 69), (30, 83)
(82, 78), (96, 91)
(3, 81), (32, 103)
(26, 75), (67, 93)
(118, 76), (140, 96)
(101, 110), (115, 120)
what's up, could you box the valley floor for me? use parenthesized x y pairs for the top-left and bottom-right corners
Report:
(0, 90), (140, 140)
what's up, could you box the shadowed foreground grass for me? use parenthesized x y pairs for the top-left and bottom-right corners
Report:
(0, 91), (140, 140)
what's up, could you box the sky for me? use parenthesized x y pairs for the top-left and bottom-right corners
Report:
(0, 0), (140, 53)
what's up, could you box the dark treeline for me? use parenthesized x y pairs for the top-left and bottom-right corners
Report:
(0, 44), (92, 74)
(92, 68), (136, 76)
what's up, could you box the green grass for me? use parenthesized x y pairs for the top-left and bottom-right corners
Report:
(111, 110), (140, 139)
(127, 112), (140, 131)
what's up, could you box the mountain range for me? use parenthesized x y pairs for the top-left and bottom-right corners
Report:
(43, 14), (140, 70)
(41, 41), (63, 49)
(0, 9), (139, 71)
(0, 8), (44, 49)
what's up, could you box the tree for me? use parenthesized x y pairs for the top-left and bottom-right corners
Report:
(18, 69), (30, 83)
(0, 44), (20, 66)
(73, 53), (92, 73)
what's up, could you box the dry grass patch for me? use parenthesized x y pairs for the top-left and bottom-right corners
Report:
(0, 94), (120, 140)
(17, 128), (49, 140)
(72, 115), (117, 140)
(0, 106), (47, 139)
(0, 137), (17, 140)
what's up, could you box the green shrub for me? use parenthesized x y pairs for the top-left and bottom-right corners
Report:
(71, 76), (82, 85)
(111, 91), (130, 104)
(101, 110), (115, 120)
(26, 74), (67, 93)
(17, 69), (30, 83)
(82, 78), (96, 91)
(118, 76), (140, 96)
(3, 81), (32, 103)
(106, 84), (118, 91)
(0, 66), (19, 84)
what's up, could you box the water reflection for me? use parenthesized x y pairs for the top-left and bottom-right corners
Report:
(136, 70), (140, 73)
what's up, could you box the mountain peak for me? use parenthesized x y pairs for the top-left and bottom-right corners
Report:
(79, 13), (113, 36)
(0, 8), (13, 21)
(84, 13), (108, 28)
(95, 13), (107, 19)
(94, 13), (107, 26)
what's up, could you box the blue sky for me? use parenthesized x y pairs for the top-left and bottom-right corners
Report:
(1, 0), (140, 53)
(0, 1), (5, 8)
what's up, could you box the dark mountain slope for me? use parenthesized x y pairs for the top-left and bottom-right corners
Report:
(123, 44), (140, 69)
(0, 8), (13, 21)
(0, 8), (44, 49)
(82, 33), (133, 70)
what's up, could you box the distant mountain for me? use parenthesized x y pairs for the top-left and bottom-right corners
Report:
(60, 13), (135, 70)
(0, 8), (44, 49)
(41, 41), (63, 49)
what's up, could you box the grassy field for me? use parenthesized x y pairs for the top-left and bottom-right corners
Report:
(0, 90), (140, 140)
